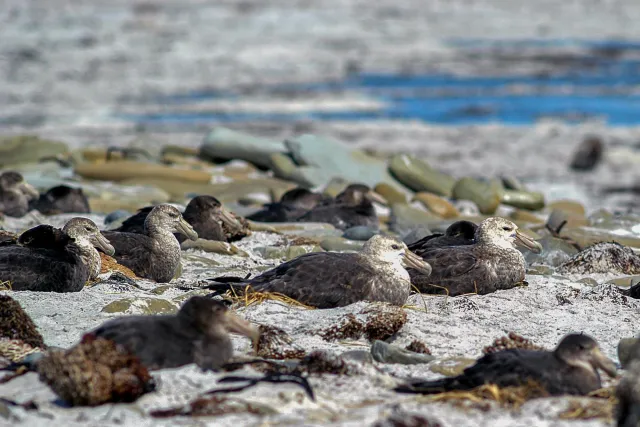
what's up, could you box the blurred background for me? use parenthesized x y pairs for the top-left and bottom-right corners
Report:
(2, 0), (640, 209)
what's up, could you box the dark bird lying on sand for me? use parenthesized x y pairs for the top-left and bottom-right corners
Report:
(409, 217), (542, 296)
(246, 187), (327, 223)
(91, 296), (259, 370)
(296, 184), (386, 231)
(30, 185), (91, 215)
(407, 220), (478, 255)
(616, 339), (640, 427)
(396, 334), (617, 396)
(102, 204), (198, 283)
(0, 171), (40, 218)
(206, 234), (432, 309)
(0, 218), (114, 292)
(115, 195), (248, 243)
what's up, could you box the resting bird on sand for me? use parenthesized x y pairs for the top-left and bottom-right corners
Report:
(246, 188), (327, 223)
(115, 196), (247, 243)
(396, 333), (617, 396)
(91, 296), (259, 370)
(296, 184), (386, 230)
(407, 220), (477, 254)
(102, 204), (198, 283)
(0, 217), (115, 291)
(409, 217), (542, 296)
(206, 234), (432, 309)
(30, 185), (91, 215)
(0, 171), (40, 217)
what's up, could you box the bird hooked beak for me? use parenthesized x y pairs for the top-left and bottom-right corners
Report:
(92, 232), (116, 256)
(366, 190), (388, 206)
(222, 309), (261, 354)
(402, 249), (432, 276)
(217, 207), (243, 231)
(177, 217), (199, 241)
(19, 181), (40, 201)
(589, 346), (618, 378)
(514, 230), (543, 254)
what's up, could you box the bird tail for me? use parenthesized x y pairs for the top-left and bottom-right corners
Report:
(203, 275), (252, 297)
(394, 377), (466, 394)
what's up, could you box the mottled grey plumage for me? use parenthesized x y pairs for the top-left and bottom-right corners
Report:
(91, 296), (259, 370)
(247, 188), (327, 223)
(396, 334), (617, 396)
(0, 171), (39, 218)
(115, 196), (247, 243)
(208, 235), (431, 309)
(617, 340), (640, 427)
(296, 184), (385, 231)
(102, 204), (198, 282)
(410, 217), (542, 296)
(0, 218), (114, 291)
(408, 220), (477, 257)
(30, 185), (90, 215)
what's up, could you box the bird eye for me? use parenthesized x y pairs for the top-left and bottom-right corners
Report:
(502, 226), (512, 231)
(85, 226), (92, 232)
(391, 244), (400, 250)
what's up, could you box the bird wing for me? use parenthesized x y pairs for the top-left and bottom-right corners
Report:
(0, 246), (83, 291)
(101, 231), (154, 274)
(248, 252), (378, 308)
(397, 350), (551, 393)
(422, 246), (479, 280)
(115, 206), (153, 234)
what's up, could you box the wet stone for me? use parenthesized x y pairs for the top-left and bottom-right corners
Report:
(412, 192), (459, 218)
(452, 177), (501, 215)
(388, 154), (455, 197)
(342, 226), (378, 241)
(370, 340), (435, 365)
(101, 298), (178, 315)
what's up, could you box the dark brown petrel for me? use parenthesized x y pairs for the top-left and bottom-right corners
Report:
(91, 296), (260, 371)
(296, 184), (386, 231)
(0, 218), (114, 291)
(102, 204), (198, 283)
(0, 171), (39, 217)
(396, 334), (617, 396)
(206, 234), (432, 309)
(409, 217), (542, 296)
(115, 196), (246, 243)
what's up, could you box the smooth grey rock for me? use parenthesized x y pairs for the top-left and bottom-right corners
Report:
(342, 226), (378, 241)
(370, 340), (436, 365)
(200, 127), (285, 168)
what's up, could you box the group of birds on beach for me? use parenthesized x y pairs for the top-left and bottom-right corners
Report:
(0, 171), (543, 306)
(1, 169), (639, 425)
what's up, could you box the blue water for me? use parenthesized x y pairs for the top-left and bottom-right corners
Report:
(119, 39), (640, 126)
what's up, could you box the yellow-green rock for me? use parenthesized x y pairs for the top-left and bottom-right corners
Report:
(501, 190), (545, 211)
(452, 177), (501, 215)
(0, 135), (68, 167)
(101, 298), (178, 315)
(374, 183), (407, 205)
(412, 192), (459, 218)
(388, 154), (455, 197)
(75, 161), (212, 183)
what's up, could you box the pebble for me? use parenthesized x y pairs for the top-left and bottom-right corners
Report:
(75, 161), (212, 183)
(389, 203), (438, 236)
(0, 135), (68, 167)
(388, 154), (455, 196)
(100, 298), (178, 315)
(570, 135), (604, 171)
(370, 340), (435, 364)
(412, 192), (459, 218)
(342, 226), (378, 241)
(451, 177), (501, 214)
